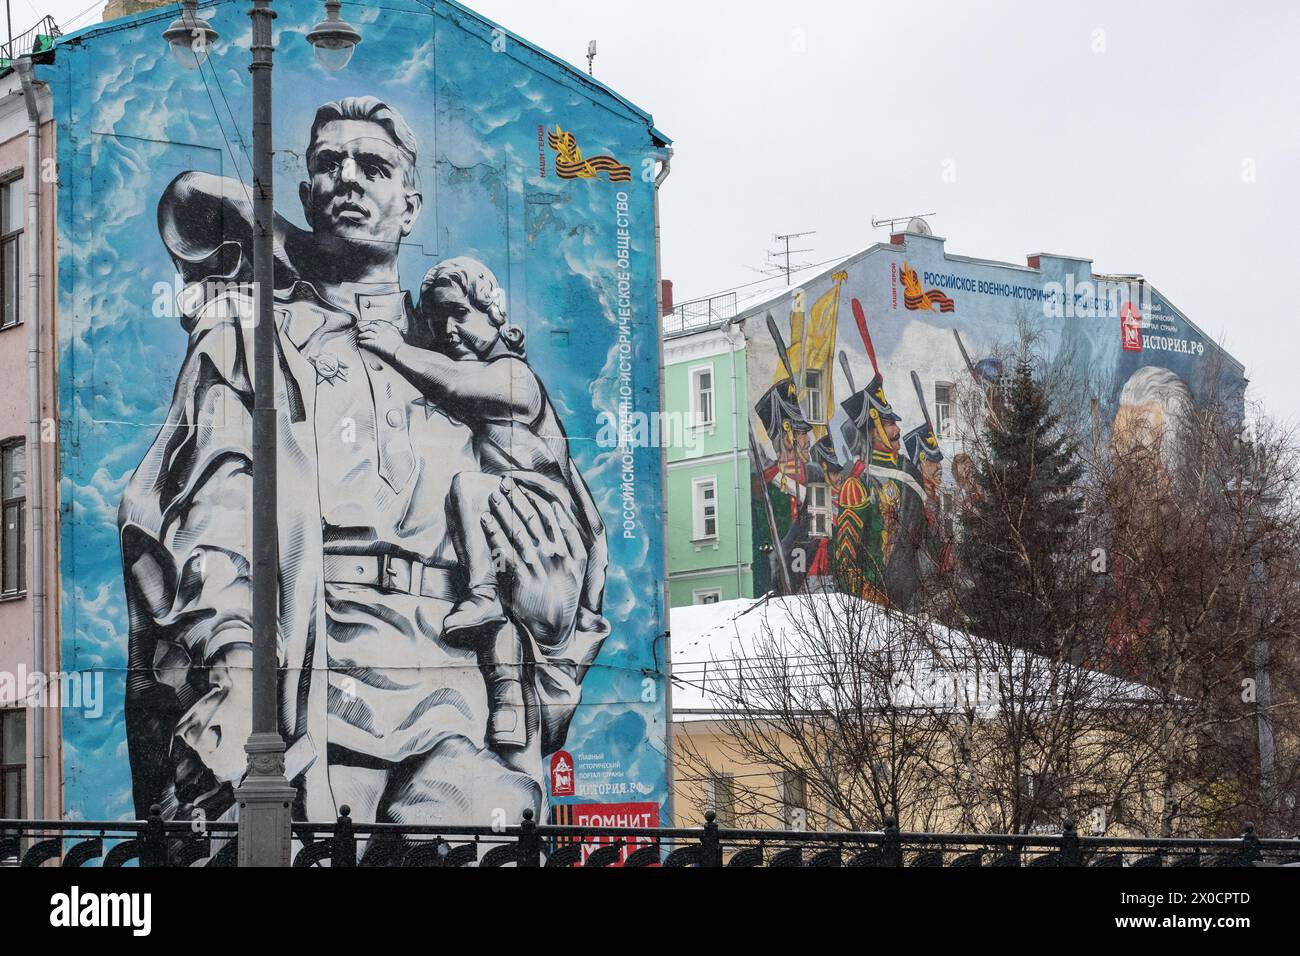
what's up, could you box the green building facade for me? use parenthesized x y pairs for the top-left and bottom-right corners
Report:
(663, 320), (755, 607)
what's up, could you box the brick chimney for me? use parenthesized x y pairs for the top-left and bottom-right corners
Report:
(102, 0), (175, 22)
(660, 279), (674, 317)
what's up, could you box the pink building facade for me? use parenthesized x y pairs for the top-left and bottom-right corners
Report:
(0, 63), (59, 821)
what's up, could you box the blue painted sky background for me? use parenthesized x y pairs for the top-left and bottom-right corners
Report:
(45, 0), (669, 821)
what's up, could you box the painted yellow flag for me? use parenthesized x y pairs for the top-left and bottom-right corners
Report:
(773, 272), (846, 438)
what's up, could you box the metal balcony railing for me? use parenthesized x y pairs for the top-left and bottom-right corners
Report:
(664, 292), (739, 339)
(0, 15), (61, 71)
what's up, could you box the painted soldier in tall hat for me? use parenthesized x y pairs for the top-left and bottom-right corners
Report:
(902, 421), (944, 476)
(831, 372), (908, 604)
(753, 377), (815, 587)
(840, 372), (902, 463)
(810, 433), (843, 477)
(900, 419), (945, 529)
(890, 373), (951, 601)
(756, 378), (813, 447)
(903, 370), (946, 499)
(803, 435), (849, 583)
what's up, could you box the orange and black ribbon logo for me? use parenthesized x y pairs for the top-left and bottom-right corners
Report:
(900, 262), (956, 313)
(547, 125), (632, 183)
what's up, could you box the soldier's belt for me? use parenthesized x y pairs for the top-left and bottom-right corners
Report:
(323, 553), (458, 601)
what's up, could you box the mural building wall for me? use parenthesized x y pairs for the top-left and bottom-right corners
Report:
(48, 0), (671, 833)
(744, 229), (1246, 606)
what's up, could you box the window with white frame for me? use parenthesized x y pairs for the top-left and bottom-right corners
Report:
(934, 381), (954, 438)
(804, 369), (825, 423)
(0, 177), (22, 330)
(808, 483), (831, 538)
(693, 588), (722, 606)
(692, 477), (718, 540)
(2, 439), (25, 597)
(689, 365), (715, 427)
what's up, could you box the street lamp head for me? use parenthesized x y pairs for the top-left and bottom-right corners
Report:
(163, 1), (220, 72)
(307, 0), (363, 72)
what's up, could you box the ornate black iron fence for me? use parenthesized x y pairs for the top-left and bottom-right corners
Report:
(3, 808), (1298, 868)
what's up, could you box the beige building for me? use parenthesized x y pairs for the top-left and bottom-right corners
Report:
(670, 595), (1166, 835)
(100, 1), (170, 20)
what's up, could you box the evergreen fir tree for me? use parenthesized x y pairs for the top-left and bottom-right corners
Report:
(957, 355), (1084, 653)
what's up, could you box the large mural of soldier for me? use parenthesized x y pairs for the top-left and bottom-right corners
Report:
(120, 96), (608, 826)
(751, 291), (940, 609)
(52, 0), (669, 829)
(746, 240), (1243, 613)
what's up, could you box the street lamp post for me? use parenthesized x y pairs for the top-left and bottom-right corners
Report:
(165, 0), (362, 866)
(234, 0), (296, 869)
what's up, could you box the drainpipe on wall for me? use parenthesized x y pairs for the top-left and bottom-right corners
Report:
(16, 57), (46, 820)
(721, 319), (744, 596)
(652, 146), (674, 824)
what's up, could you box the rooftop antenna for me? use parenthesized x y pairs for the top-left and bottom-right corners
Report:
(768, 230), (816, 285)
(586, 40), (597, 75)
(872, 213), (937, 235)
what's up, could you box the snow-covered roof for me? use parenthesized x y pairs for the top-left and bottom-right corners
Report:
(669, 594), (1158, 723)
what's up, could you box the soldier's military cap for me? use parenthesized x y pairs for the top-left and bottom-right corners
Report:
(903, 422), (945, 464)
(811, 434), (842, 471)
(840, 372), (901, 428)
(755, 378), (812, 441)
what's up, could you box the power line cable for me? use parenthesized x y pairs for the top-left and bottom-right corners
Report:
(60, 0), (108, 31)
(201, 47), (252, 173)
(187, 46), (254, 207)
(675, 252), (856, 309)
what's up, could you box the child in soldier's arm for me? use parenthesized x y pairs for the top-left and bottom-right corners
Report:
(358, 257), (583, 749)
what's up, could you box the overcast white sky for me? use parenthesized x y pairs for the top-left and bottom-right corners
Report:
(28, 0), (1300, 423)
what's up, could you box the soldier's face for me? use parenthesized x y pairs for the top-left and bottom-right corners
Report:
(302, 119), (422, 250)
(921, 457), (942, 487)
